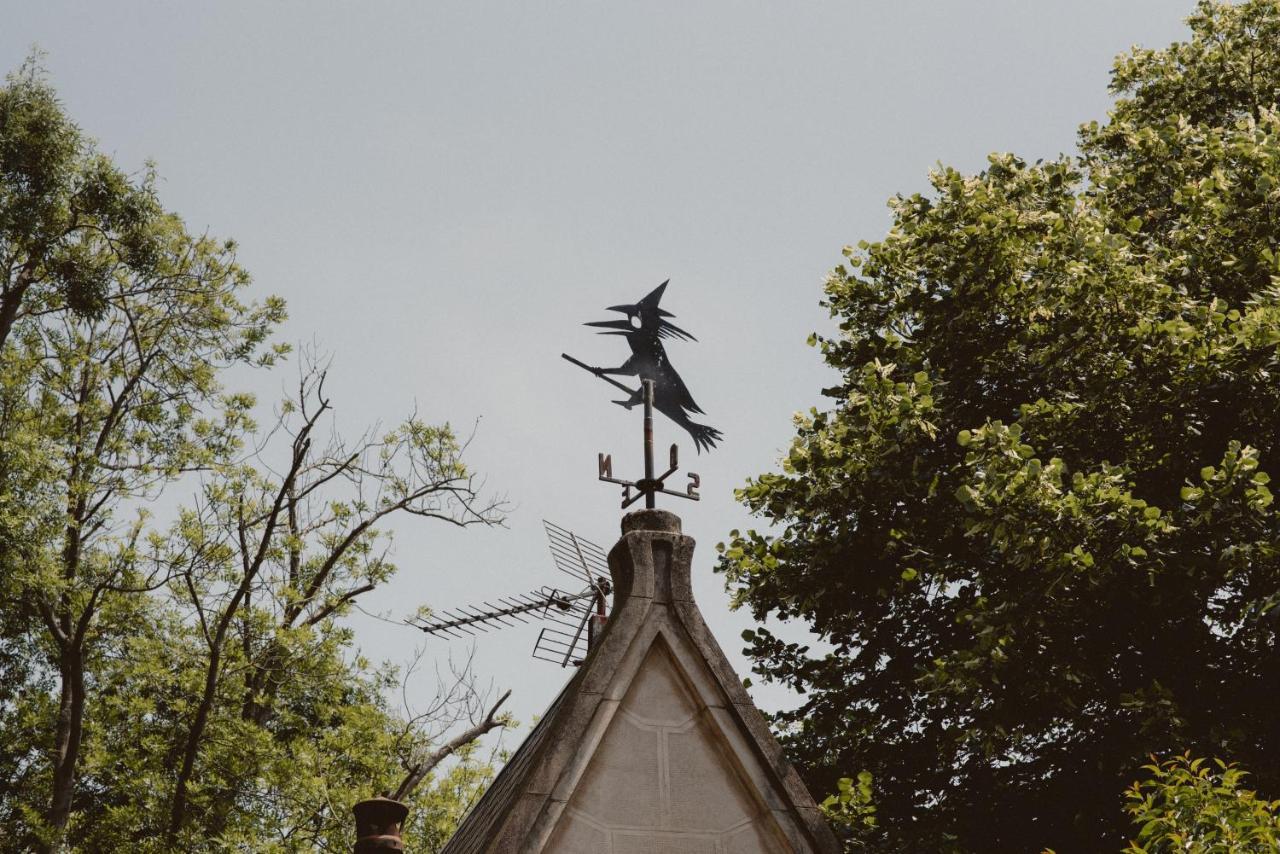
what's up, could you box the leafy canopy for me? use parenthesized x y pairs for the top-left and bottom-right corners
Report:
(1, 54), (171, 349)
(720, 2), (1280, 851)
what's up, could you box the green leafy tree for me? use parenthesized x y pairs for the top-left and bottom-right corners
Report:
(720, 2), (1280, 850)
(11, 586), (506, 853)
(406, 743), (507, 853)
(1123, 755), (1280, 853)
(821, 771), (877, 850)
(0, 63), (509, 851)
(0, 56), (167, 352)
(1, 206), (281, 850)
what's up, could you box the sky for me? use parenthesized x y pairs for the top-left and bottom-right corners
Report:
(4, 0), (1194, 754)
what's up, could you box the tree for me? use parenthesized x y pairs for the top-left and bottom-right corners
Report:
(160, 360), (503, 844)
(1, 209), (281, 850)
(820, 771), (877, 851)
(0, 63), (510, 851)
(27, 590), (508, 852)
(719, 2), (1280, 850)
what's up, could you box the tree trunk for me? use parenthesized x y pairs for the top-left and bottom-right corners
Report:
(166, 642), (221, 843)
(43, 457), (88, 850)
(44, 645), (85, 849)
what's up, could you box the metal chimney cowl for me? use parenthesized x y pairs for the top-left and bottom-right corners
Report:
(353, 796), (408, 853)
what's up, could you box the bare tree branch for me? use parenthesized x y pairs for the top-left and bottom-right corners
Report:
(392, 689), (511, 802)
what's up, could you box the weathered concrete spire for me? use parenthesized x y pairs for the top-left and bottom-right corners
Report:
(441, 510), (838, 853)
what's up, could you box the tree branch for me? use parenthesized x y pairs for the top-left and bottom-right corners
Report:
(391, 689), (511, 802)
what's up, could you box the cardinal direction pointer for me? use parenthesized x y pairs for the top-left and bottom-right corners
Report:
(595, 379), (701, 510)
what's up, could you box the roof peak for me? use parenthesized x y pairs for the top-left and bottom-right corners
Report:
(441, 520), (838, 853)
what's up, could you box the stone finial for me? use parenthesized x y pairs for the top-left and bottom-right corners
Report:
(620, 508), (682, 535)
(608, 510), (696, 611)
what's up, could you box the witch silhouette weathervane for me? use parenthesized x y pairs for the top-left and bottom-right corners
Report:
(562, 280), (720, 510)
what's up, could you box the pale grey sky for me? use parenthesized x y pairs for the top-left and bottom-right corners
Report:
(4, 0), (1193, 746)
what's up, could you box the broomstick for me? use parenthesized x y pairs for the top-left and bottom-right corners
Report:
(561, 353), (639, 399)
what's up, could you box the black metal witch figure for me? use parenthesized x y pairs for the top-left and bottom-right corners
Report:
(562, 280), (722, 453)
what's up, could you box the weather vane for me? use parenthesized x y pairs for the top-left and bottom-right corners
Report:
(562, 280), (720, 509)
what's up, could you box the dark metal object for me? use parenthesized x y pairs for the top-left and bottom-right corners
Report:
(534, 521), (611, 666)
(353, 796), (408, 852)
(530, 586), (607, 667)
(413, 586), (586, 638)
(411, 523), (613, 668)
(596, 379), (701, 510)
(543, 520), (609, 582)
(562, 280), (722, 453)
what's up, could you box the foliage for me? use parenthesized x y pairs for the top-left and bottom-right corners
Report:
(1123, 755), (1280, 853)
(406, 742), (507, 853)
(0, 53), (170, 351)
(0, 61), (507, 852)
(820, 771), (877, 849)
(4, 593), (503, 853)
(157, 362), (502, 846)
(719, 2), (1280, 851)
(2, 77), (285, 846)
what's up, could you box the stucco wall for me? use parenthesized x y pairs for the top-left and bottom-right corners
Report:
(546, 643), (793, 853)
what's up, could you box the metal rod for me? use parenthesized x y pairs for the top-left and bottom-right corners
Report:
(561, 608), (592, 667)
(568, 532), (593, 586)
(643, 379), (655, 510)
(417, 587), (595, 636)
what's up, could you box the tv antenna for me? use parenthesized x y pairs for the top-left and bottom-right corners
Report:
(412, 521), (612, 668)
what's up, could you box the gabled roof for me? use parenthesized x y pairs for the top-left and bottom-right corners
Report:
(442, 509), (839, 854)
(442, 669), (584, 854)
